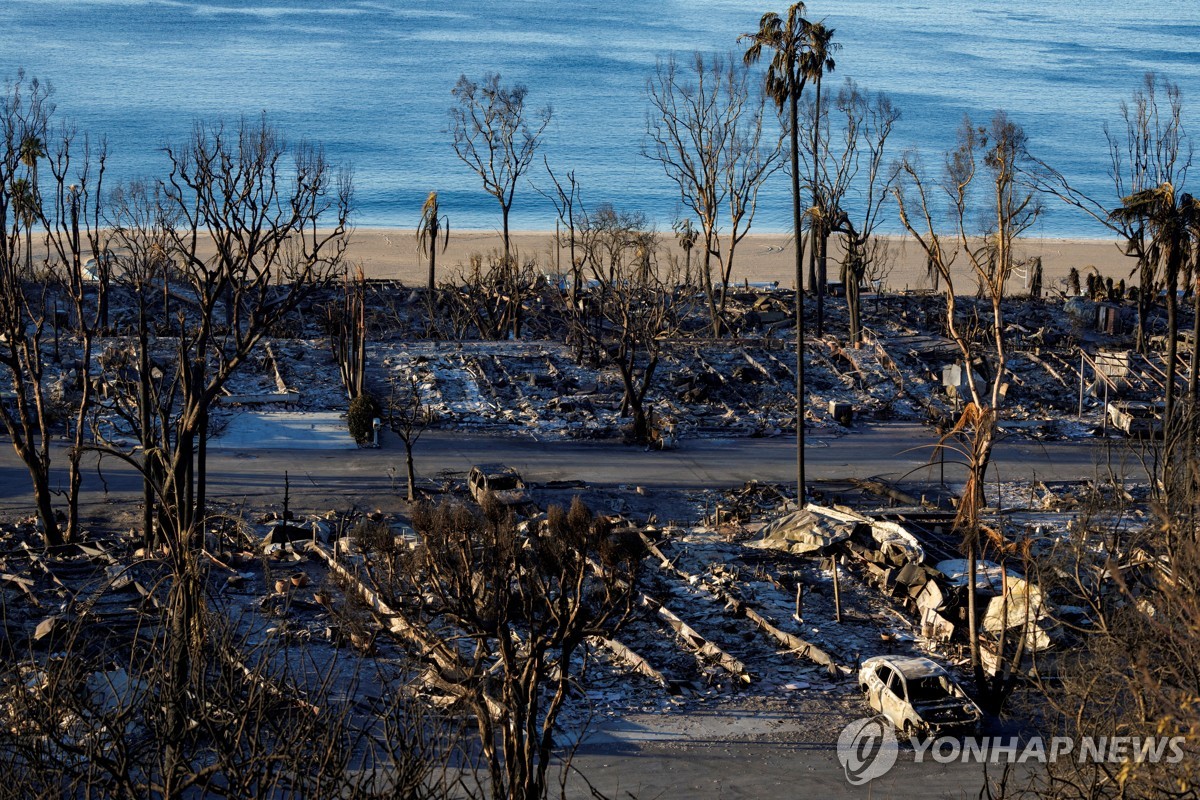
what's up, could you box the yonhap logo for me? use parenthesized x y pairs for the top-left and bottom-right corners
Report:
(835, 717), (1187, 785)
(837, 717), (899, 785)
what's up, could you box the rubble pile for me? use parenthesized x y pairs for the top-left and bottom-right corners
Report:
(790, 503), (1088, 680)
(1, 456), (1160, 761)
(38, 285), (1178, 447)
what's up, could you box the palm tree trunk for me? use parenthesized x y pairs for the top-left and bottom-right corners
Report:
(811, 73), (825, 337)
(817, 220), (829, 336)
(27, 161), (39, 279)
(1137, 255), (1152, 354)
(427, 246), (436, 295)
(808, 224), (818, 308)
(790, 91), (807, 505)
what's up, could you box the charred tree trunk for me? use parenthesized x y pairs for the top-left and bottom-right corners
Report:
(185, 438), (194, 539)
(196, 405), (208, 526)
(2, 370), (62, 547)
(404, 440), (416, 503)
(163, 429), (196, 549)
(1189, 271), (1200, 407)
(617, 353), (658, 445)
(1137, 256), (1153, 354)
(958, 417), (995, 701)
(846, 258), (862, 346)
(144, 449), (160, 551)
(29, 459), (62, 548)
(138, 297), (157, 549)
(816, 220), (829, 337)
(702, 241), (721, 337)
(162, 551), (203, 799)
(501, 204), (512, 268)
(65, 333), (92, 542)
(790, 93), (808, 505)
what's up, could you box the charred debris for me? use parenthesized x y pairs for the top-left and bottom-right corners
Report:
(1, 272), (1190, 793)
(49, 278), (1193, 447)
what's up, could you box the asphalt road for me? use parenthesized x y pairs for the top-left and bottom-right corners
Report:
(0, 422), (1148, 515)
(565, 707), (1023, 799)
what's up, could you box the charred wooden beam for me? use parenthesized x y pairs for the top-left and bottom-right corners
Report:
(850, 478), (922, 508)
(307, 541), (503, 718)
(641, 594), (751, 683)
(1022, 350), (1068, 388)
(583, 551), (748, 683)
(640, 534), (845, 676)
(589, 636), (678, 694)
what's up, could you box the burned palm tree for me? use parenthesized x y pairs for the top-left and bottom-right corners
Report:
(416, 190), (449, 295)
(10, 177), (36, 277)
(18, 135), (45, 277)
(741, 2), (813, 502)
(1110, 183), (1198, 445)
(673, 217), (698, 287)
(800, 20), (838, 335)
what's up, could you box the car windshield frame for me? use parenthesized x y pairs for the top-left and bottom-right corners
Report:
(906, 674), (952, 703)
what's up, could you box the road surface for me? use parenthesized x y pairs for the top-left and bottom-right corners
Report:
(0, 422), (1148, 515)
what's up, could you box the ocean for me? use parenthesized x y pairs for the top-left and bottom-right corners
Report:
(1, 0), (1197, 236)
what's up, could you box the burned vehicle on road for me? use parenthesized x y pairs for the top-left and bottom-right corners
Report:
(467, 464), (530, 508)
(859, 655), (982, 736)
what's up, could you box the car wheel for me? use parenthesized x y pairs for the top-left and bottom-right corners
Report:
(902, 720), (915, 740)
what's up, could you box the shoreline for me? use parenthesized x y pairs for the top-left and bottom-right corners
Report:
(343, 229), (1133, 291)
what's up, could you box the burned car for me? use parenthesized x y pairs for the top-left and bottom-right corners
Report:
(467, 464), (529, 507)
(859, 655), (982, 736)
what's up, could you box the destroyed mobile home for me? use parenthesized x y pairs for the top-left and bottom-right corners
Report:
(0, 473), (1158, 764)
(47, 280), (1193, 451)
(743, 500), (1073, 682)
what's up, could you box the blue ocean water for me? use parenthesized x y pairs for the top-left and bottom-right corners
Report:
(1, 0), (1197, 236)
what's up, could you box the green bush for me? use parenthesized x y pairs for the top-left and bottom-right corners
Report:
(347, 392), (381, 444)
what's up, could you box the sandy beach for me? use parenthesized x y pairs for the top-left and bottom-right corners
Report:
(345, 228), (1134, 292)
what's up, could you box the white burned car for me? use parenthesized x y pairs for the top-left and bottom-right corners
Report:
(467, 464), (529, 507)
(859, 655), (982, 736)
